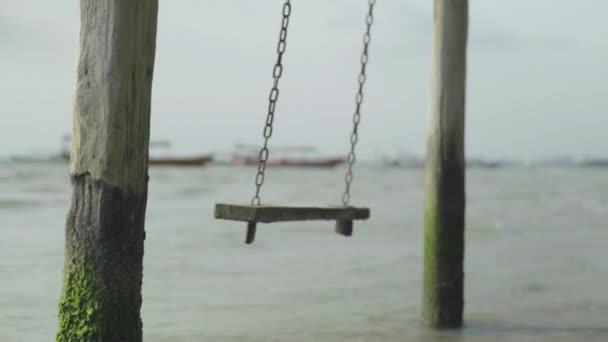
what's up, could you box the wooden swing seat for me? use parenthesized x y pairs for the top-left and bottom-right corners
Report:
(214, 203), (370, 223)
(214, 203), (370, 243)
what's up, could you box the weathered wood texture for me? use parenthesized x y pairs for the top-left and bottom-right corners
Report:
(422, 0), (468, 329)
(215, 204), (370, 223)
(69, 1), (158, 189)
(57, 1), (158, 341)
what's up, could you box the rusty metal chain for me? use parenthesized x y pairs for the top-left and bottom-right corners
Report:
(252, 0), (292, 206)
(342, 0), (376, 206)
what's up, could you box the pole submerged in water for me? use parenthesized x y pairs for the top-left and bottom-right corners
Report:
(422, 0), (468, 329)
(56, 1), (158, 341)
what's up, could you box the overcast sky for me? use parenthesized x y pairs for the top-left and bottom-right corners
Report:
(0, 1), (606, 160)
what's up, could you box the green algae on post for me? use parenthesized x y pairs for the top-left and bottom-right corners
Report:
(57, 263), (101, 341)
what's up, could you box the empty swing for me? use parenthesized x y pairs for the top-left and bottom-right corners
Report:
(214, 0), (376, 244)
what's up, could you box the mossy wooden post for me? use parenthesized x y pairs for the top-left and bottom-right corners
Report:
(56, 1), (158, 341)
(422, 0), (468, 329)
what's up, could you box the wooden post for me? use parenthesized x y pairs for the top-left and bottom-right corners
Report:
(422, 0), (468, 329)
(56, 2), (158, 341)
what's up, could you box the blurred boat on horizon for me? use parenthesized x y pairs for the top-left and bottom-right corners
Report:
(229, 143), (346, 168)
(58, 137), (214, 167)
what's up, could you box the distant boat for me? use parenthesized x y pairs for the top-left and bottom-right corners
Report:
(9, 154), (63, 163)
(581, 159), (608, 168)
(148, 155), (214, 167)
(381, 153), (424, 168)
(467, 158), (502, 169)
(61, 151), (214, 167)
(231, 143), (345, 168)
(60, 136), (214, 167)
(232, 156), (345, 168)
(381, 153), (504, 169)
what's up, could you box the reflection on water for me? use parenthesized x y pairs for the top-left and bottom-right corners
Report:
(0, 162), (607, 341)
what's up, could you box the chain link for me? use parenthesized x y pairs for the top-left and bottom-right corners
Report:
(252, 0), (292, 206)
(342, 0), (376, 206)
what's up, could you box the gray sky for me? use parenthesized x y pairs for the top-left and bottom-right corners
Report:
(0, 1), (606, 160)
